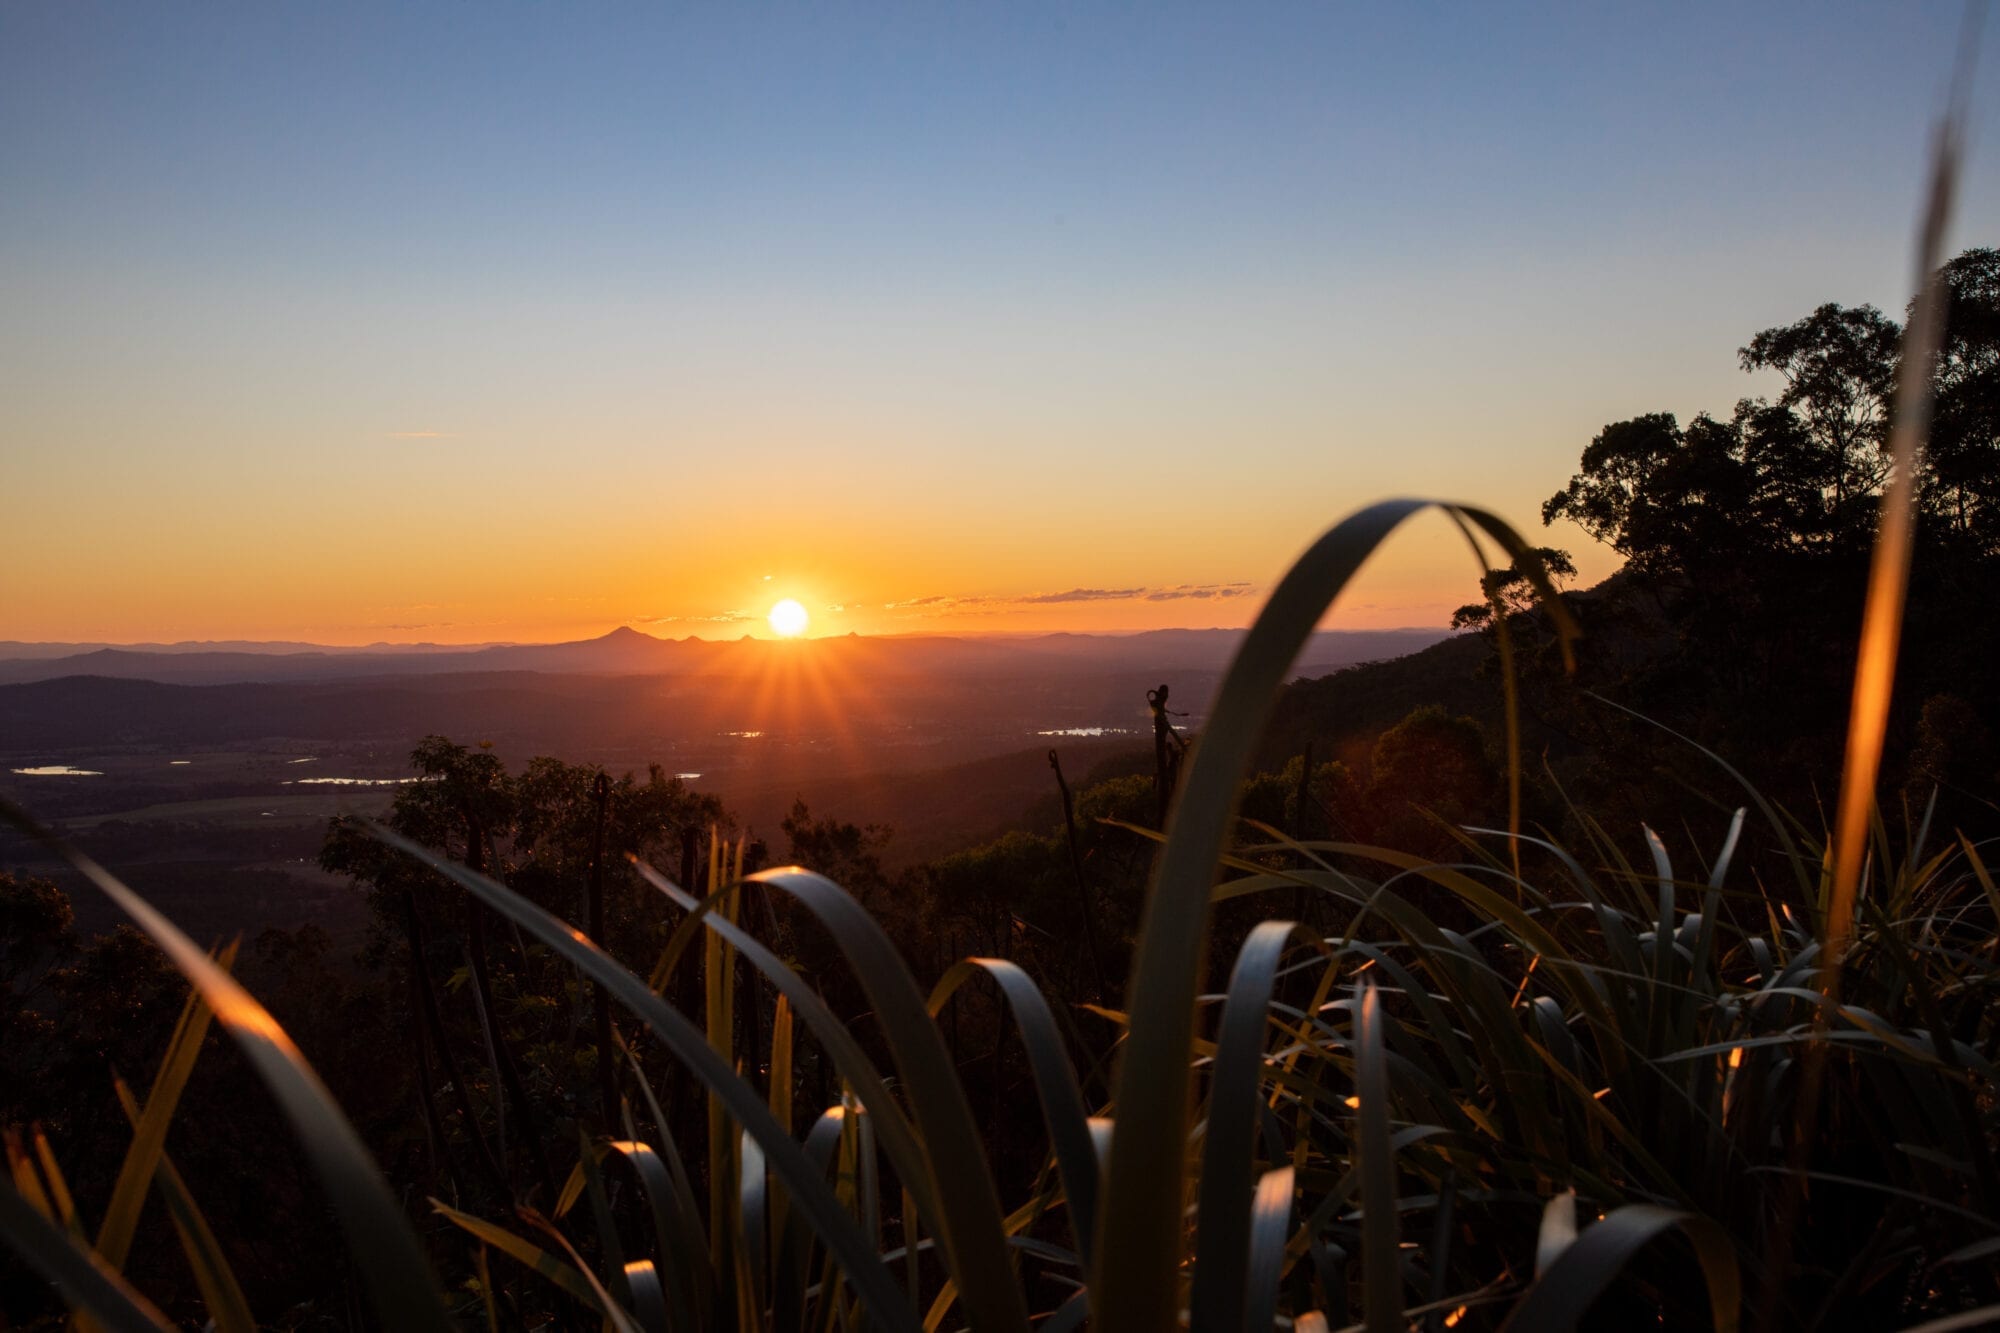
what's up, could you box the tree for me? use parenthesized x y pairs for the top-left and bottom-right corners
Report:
(1450, 546), (1576, 632)
(1738, 301), (1899, 525)
(1921, 248), (2000, 549)
(1544, 296), (1908, 580)
(781, 799), (893, 906)
(1529, 248), (2000, 847)
(1366, 705), (1498, 857)
(318, 735), (733, 1212)
(1541, 411), (1769, 579)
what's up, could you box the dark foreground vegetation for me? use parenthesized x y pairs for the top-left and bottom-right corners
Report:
(4, 247), (1999, 1329)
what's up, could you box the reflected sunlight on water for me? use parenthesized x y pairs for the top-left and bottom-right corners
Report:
(10, 765), (103, 776)
(1035, 727), (1137, 737)
(282, 776), (426, 786)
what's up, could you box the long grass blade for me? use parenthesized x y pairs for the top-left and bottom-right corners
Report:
(366, 822), (918, 1333)
(22, 1127), (81, 1243)
(111, 1081), (255, 1333)
(432, 1200), (604, 1313)
(0, 799), (453, 1332)
(740, 1126), (770, 1314)
(704, 834), (742, 1312)
(622, 1046), (719, 1327)
(0, 1180), (173, 1333)
(1355, 978), (1401, 1333)
(928, 957), (1101, 1271)
(515, 1206), (648, 1333)
(1095, 501), (1568, 1332)
(623, 1259), (671, 1333)
(1191, 919), (1302, 1333)
(5, 1130), (56, 1223)
(1242, 1166), (1297, 1333)
(1895, 1304), (2000, 1333)
(97, 940), (238, 1275)
(1825, 82), (1963, 973)
(1499, 1205), (1738, 1333)
(602, 1137), (705, 1333)
(631, 857), (938, 1234)
(751, 866), (1031, 1333)
(1534, 1190), (1577, 1277)
(580, 1130), (637, 1315)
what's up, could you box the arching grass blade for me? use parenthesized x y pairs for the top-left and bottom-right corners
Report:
(0, 1180), (174, 1333)
(366, 821), (918, 1333)
(751, 866), (1031, 1333)
(0, 798), (453, 1333)
(929, 957), (1101, 1271)
(1499, 1205), (1738, 1333)
(1242, 1166), (1297, 1333)
(1190, 919), (1303, 1333)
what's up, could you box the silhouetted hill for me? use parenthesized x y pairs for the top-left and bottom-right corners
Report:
(0, 627), (1447, 686)
(1259, 632), (1496, 772)
(729, 738), (1146, 867)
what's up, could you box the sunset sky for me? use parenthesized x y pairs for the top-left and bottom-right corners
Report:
(4, 5), (1995, 643)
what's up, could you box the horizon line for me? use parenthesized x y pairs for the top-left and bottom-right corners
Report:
(0, 622), (1459, 656)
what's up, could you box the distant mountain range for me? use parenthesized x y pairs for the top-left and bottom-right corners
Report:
(0, 626), (1451, 687)
(0, 639), (513, 659)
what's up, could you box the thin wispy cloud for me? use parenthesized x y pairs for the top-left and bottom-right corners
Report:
(1144, 582), (1253, 602)
(640, 611), (755, 625)
(1018, 587), (1147, 605)
(880, 583), (1259, 616)
(883, 595), (972, 610)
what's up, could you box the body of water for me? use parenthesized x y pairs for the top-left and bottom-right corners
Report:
(283, 776), (425, 786)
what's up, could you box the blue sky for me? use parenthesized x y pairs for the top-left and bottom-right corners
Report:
(3, 4), (1994, 641)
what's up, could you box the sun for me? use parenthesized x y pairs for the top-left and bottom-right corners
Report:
(767, 598), (810, 638)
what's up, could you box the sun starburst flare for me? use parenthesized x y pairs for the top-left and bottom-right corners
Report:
(767, 599), (809, 637)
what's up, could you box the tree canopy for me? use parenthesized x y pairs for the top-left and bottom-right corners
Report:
(1544, 247), (2000, 577)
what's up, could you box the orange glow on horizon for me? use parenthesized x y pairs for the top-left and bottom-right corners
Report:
(1, 506), (1617, 646)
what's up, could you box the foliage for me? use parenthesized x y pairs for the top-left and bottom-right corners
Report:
(1543, 250), (2000, 576)
(1450, 546), (1576, 633)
